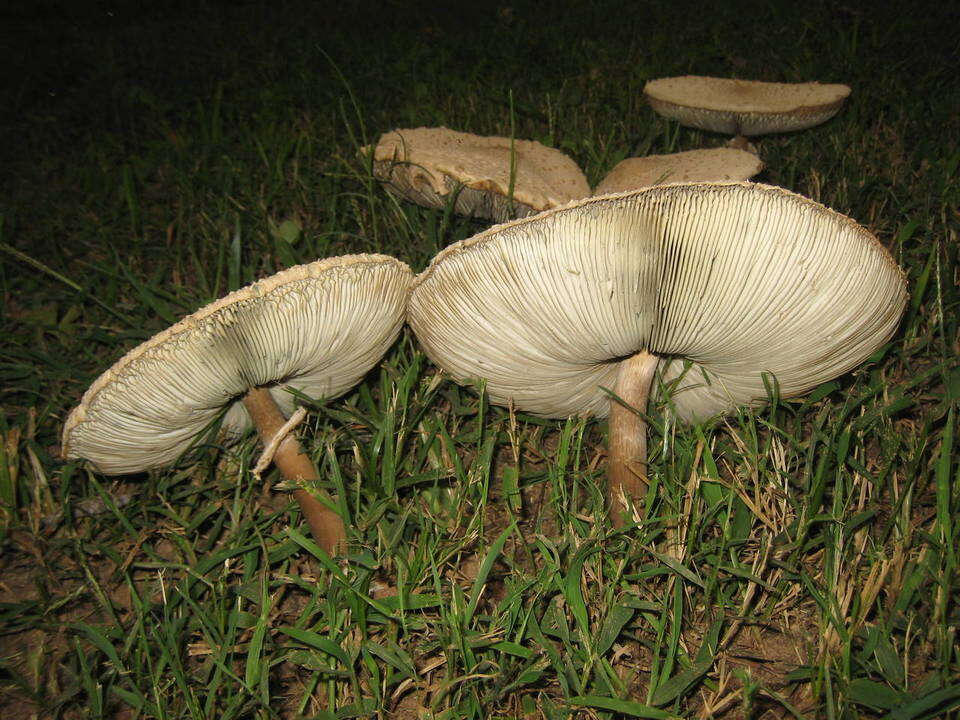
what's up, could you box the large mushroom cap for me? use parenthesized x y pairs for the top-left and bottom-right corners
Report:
(366, 127), (591, 222)
(644, 76), (851, 136)
(408, 182), (906, 423)
(63, 254), (413, 474)
(594, 148), (763, 195)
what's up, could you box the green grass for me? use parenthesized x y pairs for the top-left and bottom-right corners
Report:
(1, 0), (958, 717)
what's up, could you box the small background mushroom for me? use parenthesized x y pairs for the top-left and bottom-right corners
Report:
(365, 126), (591, 222)
(593, 148), (763, 195)
(644, 75), (851, 150)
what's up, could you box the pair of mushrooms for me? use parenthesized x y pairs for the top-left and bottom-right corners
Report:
(63, 182), (907, 553)
(368, 127), (762, 223)
(369, 77), (850, 223)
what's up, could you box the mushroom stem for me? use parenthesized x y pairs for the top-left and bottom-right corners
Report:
(242, 387), (347, 555)
(608, 350), (659, 528)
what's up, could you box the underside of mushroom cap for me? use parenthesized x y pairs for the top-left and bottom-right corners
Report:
(408, 182), (906, 423)
(63, 255), (413, 474)
(644, 76), (852, 136)
(594, 148), (763, 195)
(367, 127), (591, 222)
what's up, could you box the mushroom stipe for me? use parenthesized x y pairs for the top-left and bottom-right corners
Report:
(243, 386), (346, 555)
(608, 350), (659, 527)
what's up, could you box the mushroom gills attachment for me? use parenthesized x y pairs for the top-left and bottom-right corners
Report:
(242, 386), (347, 555)
(607, 350), (659, 527)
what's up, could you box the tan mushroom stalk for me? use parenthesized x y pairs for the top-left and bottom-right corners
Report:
(607, 350), (659, 518)
(366, 127), (591, 222)
(63, 255), (413, 555)
(644, 76), (851, 150)
(407, 183), (907, 527)
(242, 387), (344, 553)
(593, 148), (763, 195)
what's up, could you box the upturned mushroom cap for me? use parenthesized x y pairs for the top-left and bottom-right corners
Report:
(594, 149), (763, 195)
(644, 76), (851, 136)
(366, 127), (591, 222)
(408, 182), (906, 423)
(63, 254), (413, 474)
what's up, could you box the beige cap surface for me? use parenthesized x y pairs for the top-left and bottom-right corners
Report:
(594, 149), (763, 195)
(367, 127), (591, 222)
(644, 76), (851, 136)
(408, 182), (906, 423)
(63, 255), (413, 474)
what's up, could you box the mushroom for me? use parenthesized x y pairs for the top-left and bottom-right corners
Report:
(62, 254), (413, 554)
(594, 148), (763, 195)
(365, 127), (591, 222)
(407, 183), (906, 527)
(643, 76), (851, 150)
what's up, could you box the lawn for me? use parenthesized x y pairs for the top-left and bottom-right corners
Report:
(1, 1), (958, 717)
